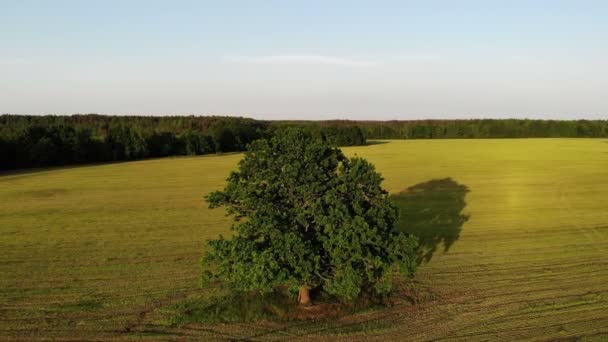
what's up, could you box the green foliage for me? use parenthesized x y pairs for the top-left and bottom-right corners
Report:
(203, 129), (418, 302)
(283, 118), (608, 139)
(320, 125), (366, 146)
(343, 119), (608, 139)
(183, 130), (215, 155)
(269, 124), (367, 147)
(0, 115), (367, 170)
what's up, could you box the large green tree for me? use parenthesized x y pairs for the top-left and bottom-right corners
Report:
(203, 129), (418, 304)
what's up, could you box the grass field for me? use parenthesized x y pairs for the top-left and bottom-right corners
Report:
(1, 139), (608, 341)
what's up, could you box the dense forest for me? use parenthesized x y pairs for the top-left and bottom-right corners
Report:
(1, 115), (607, 171)
(291, 119), (608, 139)
(0, 115), (365, 170)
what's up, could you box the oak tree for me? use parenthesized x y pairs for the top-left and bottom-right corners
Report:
(203, 129), (418, 304)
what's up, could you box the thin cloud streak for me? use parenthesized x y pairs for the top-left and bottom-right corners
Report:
(225, 55), (378, 68)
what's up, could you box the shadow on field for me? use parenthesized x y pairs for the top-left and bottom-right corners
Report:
(365, 140), (390, 146)
(391, 178), (470, 263)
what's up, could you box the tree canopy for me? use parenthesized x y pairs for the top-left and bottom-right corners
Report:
(203, 129), (418, 304)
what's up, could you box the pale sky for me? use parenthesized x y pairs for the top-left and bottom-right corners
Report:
(1, 0), (607, 120)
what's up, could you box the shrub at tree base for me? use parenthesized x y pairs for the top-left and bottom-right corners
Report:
(170, 288), (392, 324)
(170, 291), (298, 324)
(202, 129), (418, 305)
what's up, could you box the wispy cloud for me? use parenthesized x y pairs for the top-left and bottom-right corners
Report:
(225, 55), (378, 68)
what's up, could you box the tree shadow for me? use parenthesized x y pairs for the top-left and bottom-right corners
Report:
(390, 178), (470, 263)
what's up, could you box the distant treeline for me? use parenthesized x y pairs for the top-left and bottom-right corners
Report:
(0, 115), (366, 170)
(2, 115), (608, 170)
(291, 119), (608, 139)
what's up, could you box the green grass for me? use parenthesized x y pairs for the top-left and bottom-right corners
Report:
(1, 139), (608, 341)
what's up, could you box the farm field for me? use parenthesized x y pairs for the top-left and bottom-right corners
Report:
(1, 138), (608, 341)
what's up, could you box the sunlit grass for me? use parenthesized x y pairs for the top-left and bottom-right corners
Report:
(1, 139), (607, 340)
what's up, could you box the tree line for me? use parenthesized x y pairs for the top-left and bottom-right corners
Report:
(2, 115), (608, 171)
(0, 115), (366, 170)
(306, 119), (608, 139)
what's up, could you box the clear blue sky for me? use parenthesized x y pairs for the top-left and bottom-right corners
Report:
(2, 0), (607, 119)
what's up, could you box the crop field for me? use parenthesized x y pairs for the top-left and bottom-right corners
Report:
(1, 139), (608, 341)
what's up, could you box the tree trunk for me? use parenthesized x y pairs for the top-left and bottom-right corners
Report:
(298, 286), (311, 306)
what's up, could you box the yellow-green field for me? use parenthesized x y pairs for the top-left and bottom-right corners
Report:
(1, 139), (608, 341)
